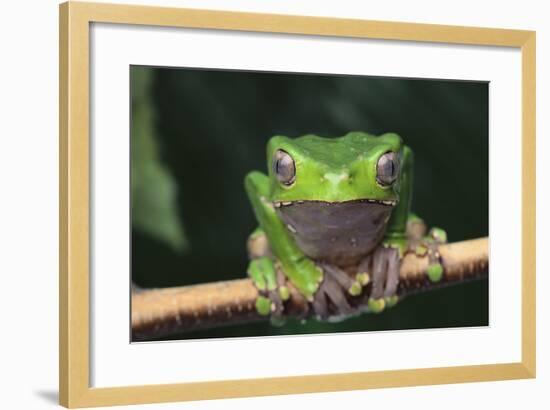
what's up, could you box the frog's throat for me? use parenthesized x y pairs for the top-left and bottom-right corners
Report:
(274, 199), (397, 266)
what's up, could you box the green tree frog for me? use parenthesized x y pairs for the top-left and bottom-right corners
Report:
(245, 132), (446, 321)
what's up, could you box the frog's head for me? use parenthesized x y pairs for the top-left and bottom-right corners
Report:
(267, 132), (404, 206)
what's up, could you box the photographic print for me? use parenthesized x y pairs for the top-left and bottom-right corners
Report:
(130, 66), (489, 342)
(59, 4), (535, 405)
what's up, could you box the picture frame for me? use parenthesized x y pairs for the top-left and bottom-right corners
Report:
(59, 1), (536, 407)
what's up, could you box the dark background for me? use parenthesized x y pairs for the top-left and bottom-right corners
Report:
(130, 66), (489, 341)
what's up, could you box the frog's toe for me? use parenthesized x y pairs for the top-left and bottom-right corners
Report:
(429, 227), (447, 244)
(255, 296), (272, 316)
(426, 239), (445, 283)
(385, 295), (399, 307)
(414, 244), (428, 257)
(267, 287), (285, 323)
(254, 291), (284, 317)
(368, 297), (386, 313)
(406, 214), (427, 240)
(354, 254), (373, 295)
(321, 263), (361, 297)
(259, 288), (285, 319)
(278, 285), (290, 301)
(427, 262), (444, 283)
(356, 272), (370, 286)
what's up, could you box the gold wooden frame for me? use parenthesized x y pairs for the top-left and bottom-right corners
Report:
(59, 1), (536, 407)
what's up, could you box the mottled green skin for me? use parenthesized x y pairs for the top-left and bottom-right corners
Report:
(245, 132), (416, 306)
(266, 132), (404, 203)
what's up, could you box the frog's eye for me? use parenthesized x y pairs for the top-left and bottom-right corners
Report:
(273, 149), (296, 186)
(376, 152), (399, 186)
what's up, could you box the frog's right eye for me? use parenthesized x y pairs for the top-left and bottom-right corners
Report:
(376, 151), (399, 186)
(273, 149), (296, 186)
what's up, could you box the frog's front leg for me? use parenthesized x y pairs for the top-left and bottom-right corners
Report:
(247, 230), (357, 320)
(245, 171), (323, 318)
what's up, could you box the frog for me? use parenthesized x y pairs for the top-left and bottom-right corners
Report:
(244, 131), (446, 321)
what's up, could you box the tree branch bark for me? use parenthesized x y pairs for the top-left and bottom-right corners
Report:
(132, 237), (488, 341)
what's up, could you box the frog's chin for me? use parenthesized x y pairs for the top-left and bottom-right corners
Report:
(272, 198), (398, 208)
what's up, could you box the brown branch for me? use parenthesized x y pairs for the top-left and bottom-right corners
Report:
(132, 237), (488, 341)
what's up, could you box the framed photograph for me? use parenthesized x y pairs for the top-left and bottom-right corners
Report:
(59, 1), (536, 407)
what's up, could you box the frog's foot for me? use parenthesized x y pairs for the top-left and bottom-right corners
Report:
(408, 227), (447, 283)
(360, 245), (401, 313)
(311, 263), (355, 320)
(406, 214), (427, 241)
(247, 257), (289, 321)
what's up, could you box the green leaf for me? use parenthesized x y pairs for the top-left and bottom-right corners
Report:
(131, 67), (188, 252)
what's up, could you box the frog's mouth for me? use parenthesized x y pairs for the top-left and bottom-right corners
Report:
(273, 198), (397, 208)
(273, 198), (397, 265)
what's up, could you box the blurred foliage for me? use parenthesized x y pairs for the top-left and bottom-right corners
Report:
(131, 66), (488, 340)
(131, 67), (187, 252)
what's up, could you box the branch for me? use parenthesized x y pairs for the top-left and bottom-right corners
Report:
(132, 237), (488, 341)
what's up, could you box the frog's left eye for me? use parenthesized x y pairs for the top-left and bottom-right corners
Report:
(376, 152), (399, 186)
(273, 149), (296, 186)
